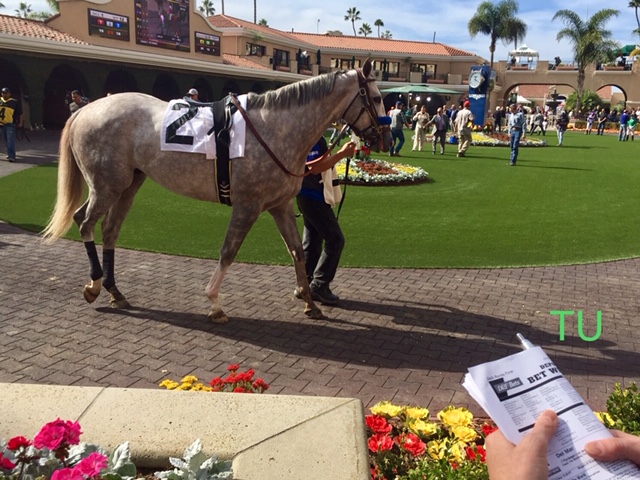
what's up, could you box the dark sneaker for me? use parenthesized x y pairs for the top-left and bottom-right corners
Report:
(7, 157), (15, 163)
(310, 285), (339, 305)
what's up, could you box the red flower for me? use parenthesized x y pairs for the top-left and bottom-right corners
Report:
(450, 461), (459, 469)
(252, 378), (270, 391)
(467, 445), (487, 463)
(395, 433), (426, 457)
(365, 415), (393, 434)
(7, 436), (31, 451)
(227, 364), (240, 372)
(233, 386), (248, 393)
(482, 424), (499, 437)
(368, 433), (394, 453)
(0, 453), (16, 470)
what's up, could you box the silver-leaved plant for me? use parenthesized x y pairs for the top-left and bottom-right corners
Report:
(154, 439), (233, 480)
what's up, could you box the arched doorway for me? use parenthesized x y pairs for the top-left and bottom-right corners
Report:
(152, 74), (179, 101)
(191, 78), (212, 102)
(43, 64), (89, 128)
(103, 69), (139, 95)
(220, 80), (240, 99)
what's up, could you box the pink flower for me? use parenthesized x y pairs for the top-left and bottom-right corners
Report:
(0, 452), (16, 470)
(34, 419), (83, 450)
(51, 467), (85, 480)
(75, 452), (108, 477)
(7, 436), (32, 451)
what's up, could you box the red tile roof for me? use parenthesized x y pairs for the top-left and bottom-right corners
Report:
(208, 14), (477, 58)
(223, 54), (272, 70)
(0, 14), (87, 44)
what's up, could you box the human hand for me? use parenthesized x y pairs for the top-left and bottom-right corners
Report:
(340, 141), (357, 157)
(485, 410), (558, 480)
(585, 430), (640, 466)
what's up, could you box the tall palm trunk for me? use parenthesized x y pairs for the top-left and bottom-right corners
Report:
(253, 0), (256, 23)
(221, 0), (224, 14)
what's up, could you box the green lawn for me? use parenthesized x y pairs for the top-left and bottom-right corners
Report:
(1, 131), (639, 268)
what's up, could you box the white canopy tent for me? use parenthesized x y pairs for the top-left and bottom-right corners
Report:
(516, 95), (531, 104)
(509, 44), (539, 60)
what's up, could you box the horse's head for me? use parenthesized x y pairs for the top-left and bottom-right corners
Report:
(342, 59), (392, 153)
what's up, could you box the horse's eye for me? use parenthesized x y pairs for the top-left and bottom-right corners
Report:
(373, 96), (381, 104)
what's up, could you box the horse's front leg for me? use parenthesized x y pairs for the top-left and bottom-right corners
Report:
(206, 206), (262, 323)
(268, 201), (323, 320)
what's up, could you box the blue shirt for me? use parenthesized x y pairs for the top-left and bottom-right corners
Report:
(508, 111), (526, 134)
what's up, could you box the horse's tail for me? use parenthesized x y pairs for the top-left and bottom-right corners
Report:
(42, 116), (85, 242)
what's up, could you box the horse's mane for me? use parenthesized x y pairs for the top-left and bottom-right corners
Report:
(247, 70), (342, 110)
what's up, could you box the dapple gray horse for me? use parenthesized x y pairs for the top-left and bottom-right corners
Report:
(43, 59), (392, 323)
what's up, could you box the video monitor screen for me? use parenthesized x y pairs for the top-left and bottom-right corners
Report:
(88, 8), (130, 41)
(195, 31), (220, 56)
(135, 0), (190, 53)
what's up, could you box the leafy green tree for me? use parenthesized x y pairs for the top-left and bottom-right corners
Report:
(15, 2), (33, 17)
(468, 0), (527, 67)
(630, 0), (640, 35)
(46, 0), (58, 13)
(565, 90), (603, 114)
(374, 18), (384, 37)
(553, 8), (620, 116)
(0, 2), (5, 9)
(258, 18), (268, 26)
(344, 7), (360, 36)
(381, 30), (392, 39)
(198, 0), (214, 16)
(358, 23), (372, 37)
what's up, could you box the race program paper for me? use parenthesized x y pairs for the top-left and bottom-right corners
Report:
(463, 346), (640, 479)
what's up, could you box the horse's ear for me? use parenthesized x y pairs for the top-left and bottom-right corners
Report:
(362, 58), (372, 77)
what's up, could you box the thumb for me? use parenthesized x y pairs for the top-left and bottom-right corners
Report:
(520, 410), (558, 453)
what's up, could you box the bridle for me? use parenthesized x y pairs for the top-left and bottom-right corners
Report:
(339, 68), (391, 149)
(230, 67), (390, 178)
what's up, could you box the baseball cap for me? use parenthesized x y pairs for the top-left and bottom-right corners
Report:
(187, 88), (198, 96)
(464, 100), (471, 107)
(395, 101), (403, 107)
(1, 87), (9, 93)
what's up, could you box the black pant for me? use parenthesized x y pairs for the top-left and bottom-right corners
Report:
(432, 130), (447, 151)
(296, 195), (345, 288)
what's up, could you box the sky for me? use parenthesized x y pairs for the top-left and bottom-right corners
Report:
(1, 0), (639, 63)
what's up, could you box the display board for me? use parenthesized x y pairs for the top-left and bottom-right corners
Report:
(195, 31), (220, 56)
(88, 8), (130, 41)
(135, 0), (190, 52)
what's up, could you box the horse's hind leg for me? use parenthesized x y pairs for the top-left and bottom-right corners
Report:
(73, 198), (108, 304)
(100, 171), (147, 308)
(206, 204), (262, 323)
(269, 201), (323, 320)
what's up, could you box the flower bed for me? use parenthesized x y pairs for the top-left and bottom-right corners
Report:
(335, 158), (430, 185)
(471, 132), (547, 147)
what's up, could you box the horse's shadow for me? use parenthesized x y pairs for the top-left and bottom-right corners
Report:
(97, 297), (637, 377)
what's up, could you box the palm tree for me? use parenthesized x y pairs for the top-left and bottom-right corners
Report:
(0, 2), (6, 8)
(467, 0), (527, 67)
(15, 2), (33, 17)
(258, 18), (268, 26)
(45, 0), (58, 13)
(344, 7), (360, 36)
(253, 0), (256, 23)
(220, 0), (224, 14)
(374, 19), (384, 37)
(358, 23), (372, 37)
(553, 8), (620, 116)
(381, 30), (392, 39)
(629, 0), (640, 35)
(198, 0), (214, 16)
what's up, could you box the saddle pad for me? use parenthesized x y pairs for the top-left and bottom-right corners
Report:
(161, 95), (247, 159)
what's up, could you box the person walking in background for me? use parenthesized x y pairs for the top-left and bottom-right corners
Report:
(185, 88), (199, 101)
(619, 109), (630, 141)
(411, 105), (430, 151)
(389, 101), (410, 157)
(68, 90), (89, 115)
(507, 103), (526, 166)
(454, 100), (474, 158)
(556, 108), (569, 146)
(627, 113), (637, 141)
(0, 87), (23, 163)
(597, 109), (608, 135)
(586, 109), (597, 135)
(295, 137), (356, 306)
(494, 106), (504, 133)
(427, 106), (450, 155)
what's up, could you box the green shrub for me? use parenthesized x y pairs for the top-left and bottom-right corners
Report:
(605, 382), (640, 435)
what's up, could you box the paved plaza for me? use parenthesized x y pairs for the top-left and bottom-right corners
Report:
(1, 130), (639, 415)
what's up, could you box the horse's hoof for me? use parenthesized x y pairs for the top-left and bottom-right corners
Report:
(208, 310), (229, 324)
(83, 285), (100, 304)
(110, 297), (132, 309)
(304, 305), (324, 320)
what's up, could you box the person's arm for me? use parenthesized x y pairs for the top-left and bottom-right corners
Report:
(585, 430), (640, 465)
(485, 410), (558, 480)
(307, 141), (356, 174)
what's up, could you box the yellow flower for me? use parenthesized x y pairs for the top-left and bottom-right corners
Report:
(427, 439), (448, 460)
(159, 379), (179, 390)
(181, 375), (199, 384)
(448, 440), (467, 463)
(450, 425), (478, 443)
(595, 411), (614, 426)
(438, 406), (474, 427)
(190, 383), (212, 392)
(404, 406), (430, 420)
(176, 383), (192, 390)
(370, 401), (403, 418)
(407, 418), (439, 437)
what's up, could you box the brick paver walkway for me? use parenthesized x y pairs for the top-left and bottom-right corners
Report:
(1, 131), (639, 415)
